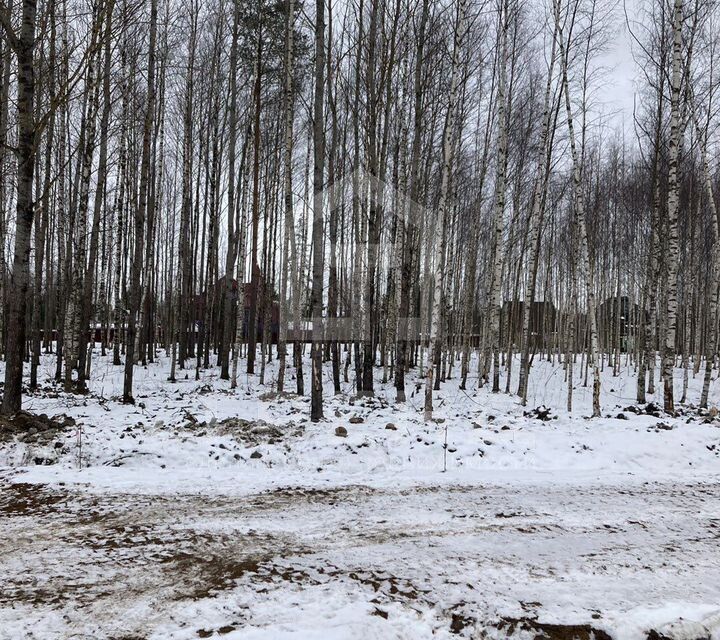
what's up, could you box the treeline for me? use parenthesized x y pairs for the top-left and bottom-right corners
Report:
(0, 0), (717, 420)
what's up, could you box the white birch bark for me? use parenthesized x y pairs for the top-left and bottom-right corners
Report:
(662, 0), (684, 414)
(424, 0), (468, 421)
(557, 3), (602, 417)
(277, 0), (297, 394)
(692, 91), (720, 408)
(517, 5), (559, 403)
(488, 0), (509, 394)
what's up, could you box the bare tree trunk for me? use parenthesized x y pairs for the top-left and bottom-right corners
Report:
(246, 25), (263, 376)
(0, 0), (13, 360)
(1, 0), (38, 415)
(557, 3), (601, 417)
(638, 75), (664, 403)
(77, 0), (115, 391)
(489, 0), (509, 394)
(221, 0), (241, 386)
(65, 55), (99, 391)
(178, 7), (197, 371)
(396, 0), (429, 403)
(30, 0), (55, 390)
(277, 0), (296, 395)
(310, 0), (326, 421)
(693, 91), (720, 408)
(123, 0), (157, 404)
(424, 0), (467, 421)
(662, 0), (683, 414)
(326, 0), (341, 395)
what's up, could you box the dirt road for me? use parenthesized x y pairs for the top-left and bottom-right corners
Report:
(1, 476), (718, 639)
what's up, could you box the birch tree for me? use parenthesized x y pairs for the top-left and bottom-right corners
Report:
(0, 0), (38, 415)
(556, 0), (602, 417)
(424, 0), (468, 421)
(310, 0), (326, 421)
(662, 0), (684, 414)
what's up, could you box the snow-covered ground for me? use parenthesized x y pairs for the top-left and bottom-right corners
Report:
(1, 348), (719, 639)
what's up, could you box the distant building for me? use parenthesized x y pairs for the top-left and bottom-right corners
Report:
(500, 300), (557, 349)
(196, 276), (279, 344)
(598, 295), (644, 353)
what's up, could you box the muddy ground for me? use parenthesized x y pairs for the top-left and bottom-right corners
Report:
(1, 474), (718, 639)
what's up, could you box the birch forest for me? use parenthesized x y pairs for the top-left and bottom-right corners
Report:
(0, 0), (718, 422)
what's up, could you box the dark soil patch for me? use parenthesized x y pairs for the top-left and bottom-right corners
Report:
(163, 543), (313, 601)
(0, 410), (74, 444)
(183, 417), (304, 446)
(345, 568), (430, 603)
(170, 551), (269, 599)
(497, 617), (612, 640)
(0, 482), (66, 516)
(450, 612), (475, 634)
(524, 406), (555, 422)
(247, 484), (375, 509)
(647, 630), (712, 640)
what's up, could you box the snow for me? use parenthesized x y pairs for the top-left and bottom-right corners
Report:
(0, 347), (719, 639)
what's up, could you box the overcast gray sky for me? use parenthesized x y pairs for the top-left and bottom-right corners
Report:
(596, 0), (640, 131)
